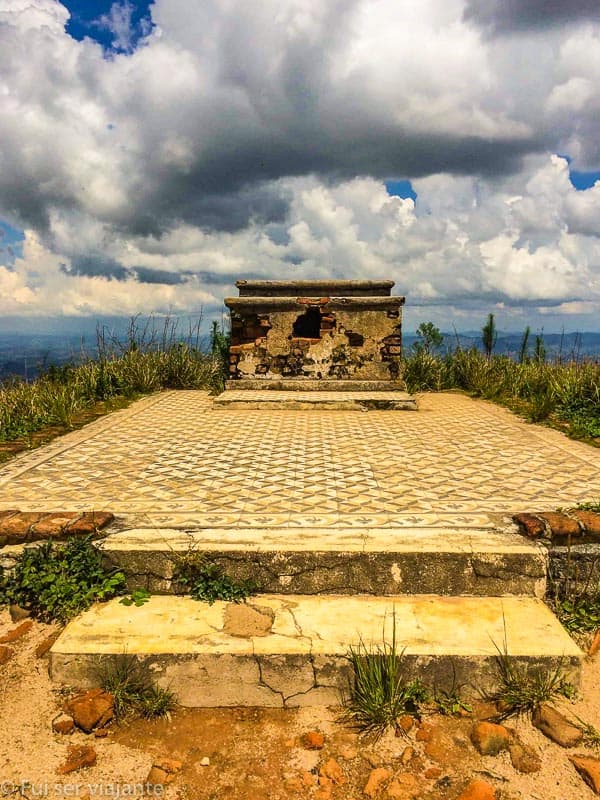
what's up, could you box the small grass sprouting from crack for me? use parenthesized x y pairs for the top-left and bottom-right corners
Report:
(96, 654), (177, 721)
(341, 611), (428, 739)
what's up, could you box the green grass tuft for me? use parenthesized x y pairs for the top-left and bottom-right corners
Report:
(341, 612), (428, 739)
(96, 655), (177, 720)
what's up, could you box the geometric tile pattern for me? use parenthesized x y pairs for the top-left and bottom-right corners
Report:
(0, 391), (597, 519)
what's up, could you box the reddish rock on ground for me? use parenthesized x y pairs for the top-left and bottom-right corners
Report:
(53, 714), (75, 735)
(64, 688), (114, 733)
(35, 632), (60, 658)
(57, 745), (97, 774)
(570, 755), (600, 794)
(364, 768), (391, 798)
(0, 620), (33, 643)
(532, 704), (583, 747)
(470, 721), (511, 756)
(0, 645), (14, 665)
(320, 758), (345, 785)
(302, 730), (325, 749)
(509, 740), (542, 773)
(455, 779), (497, 800)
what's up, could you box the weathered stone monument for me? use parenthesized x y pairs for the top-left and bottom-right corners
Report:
(215, 279), (416, 409)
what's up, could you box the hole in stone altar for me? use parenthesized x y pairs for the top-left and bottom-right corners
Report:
(293, 307), (322, 339)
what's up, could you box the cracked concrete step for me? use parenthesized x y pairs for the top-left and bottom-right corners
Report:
(99, 527), (547, 597)
(49, 594), (582, 708)
(212, 390), (418, 411)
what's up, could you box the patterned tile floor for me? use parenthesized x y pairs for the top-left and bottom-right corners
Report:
(0, 391), (597, 524)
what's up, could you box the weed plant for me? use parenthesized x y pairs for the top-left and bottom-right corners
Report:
(0, 537), (126, 622)
(174, 549), (257, 605)
(342, 613), (428, 738)
(96, 655), (177, 720)
(488, 635), (574, 717)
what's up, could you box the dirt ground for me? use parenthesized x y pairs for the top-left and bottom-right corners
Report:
(1, 608), (600, 800)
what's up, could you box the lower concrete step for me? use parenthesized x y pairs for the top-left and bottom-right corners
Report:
(212, 390), (417, 411)
(225, 379), (407, 391)
(49, 595), (582, 708)
(99, 527), (546, 597)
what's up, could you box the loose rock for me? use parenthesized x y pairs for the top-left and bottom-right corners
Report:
(570, 755), (600, 794)
(470, 722), (511, 756)
(9, 604), (31, 622)
(364, 767), (391, 797)
(320, 758), (345, 785)
(386, 773), (416, 798)
(302, 730), (325, 750)
(0, 620), (33, 643)
(57, 745), (97, 774)
(456, 780), (497, 800)
(65, 688), (114, 733)
(532, 703), (583, 747)
(508, 740), (541, 774)
(0, 645), (13, 665)
(53, 714), (75, 735)
(35, 632), (60, 658)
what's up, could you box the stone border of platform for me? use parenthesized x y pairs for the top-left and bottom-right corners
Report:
(0, 510), (115, 545)
(513, 510), (600, 542)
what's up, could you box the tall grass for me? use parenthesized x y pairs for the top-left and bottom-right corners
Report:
(403, 347), (599, 443)
(0, 315), (228, 444)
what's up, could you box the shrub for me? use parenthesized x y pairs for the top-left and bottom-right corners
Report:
(0, 537), (126, 622)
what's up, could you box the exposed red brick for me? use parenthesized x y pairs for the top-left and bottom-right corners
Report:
(572, 511), (600, 539)
(0, 620), (33, 644)
(30, 513), (79, 539)
(538, 512), (581, 539)
(512, 512), (546, 538)
(0, 512), (46, 542)
(65, 511), (114, 536)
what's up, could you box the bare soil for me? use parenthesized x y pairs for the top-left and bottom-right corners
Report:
(1, 608), (600, 800)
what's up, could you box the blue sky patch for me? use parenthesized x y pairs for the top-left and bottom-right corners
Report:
(63, 0), (153, 53)
(570, 169), (600, 191)
(0, 221), (25, 264)
(385, 180), (417, 201)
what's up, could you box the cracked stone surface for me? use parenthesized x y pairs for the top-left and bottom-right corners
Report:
(50, 595), (582, 707)
(99, 527), (547, 597)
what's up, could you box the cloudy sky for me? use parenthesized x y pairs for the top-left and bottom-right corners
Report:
(1, 0), (600, 333)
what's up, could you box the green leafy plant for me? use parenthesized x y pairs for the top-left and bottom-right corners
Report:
(574, 500), (600, 513)
(0, 537), (126, 622)
(119, 588), (152, 607)
(341, 612), (428, 738)
(553, 597), (600, 633)
(174, 550), (256, 605)
(96, 654), (177, 720)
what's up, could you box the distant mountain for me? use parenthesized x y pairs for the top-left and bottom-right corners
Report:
(404, 331), (600, 360)
(0, 330), (598, 382)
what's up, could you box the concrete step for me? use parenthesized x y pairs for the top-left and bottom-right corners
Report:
(49, 594), (582, 708)
(99, 527), (546, 597)
(212, 390), (417, 411)
(225, 379), (406, 391)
